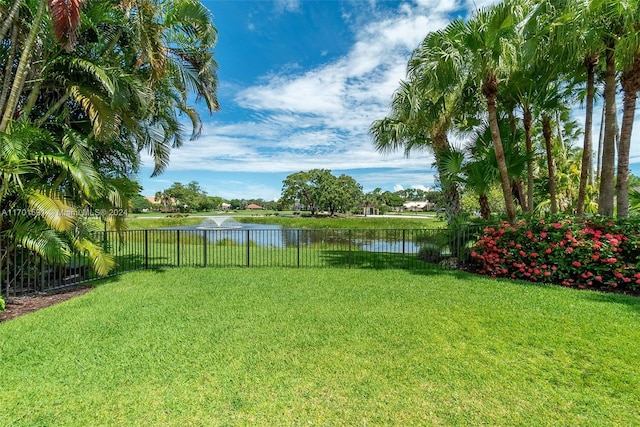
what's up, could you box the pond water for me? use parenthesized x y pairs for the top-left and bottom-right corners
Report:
(164, 218), (432, 254)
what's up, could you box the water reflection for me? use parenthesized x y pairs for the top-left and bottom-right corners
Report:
(166, 222), (435, 254)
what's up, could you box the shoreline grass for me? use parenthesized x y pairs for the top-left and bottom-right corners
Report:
(1, 268), (640, 425)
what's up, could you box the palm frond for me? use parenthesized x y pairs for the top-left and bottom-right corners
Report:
(10, 217), (71, 264)
(47, 0), (86, 50)
(26, 190), (76, 232)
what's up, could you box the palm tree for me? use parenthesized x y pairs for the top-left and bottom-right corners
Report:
(439, 146), (499, 221)
(0, 122), (115, 274)
(534, 0), (605, 217)
(370, 77), (463, 221)
(0, 0), (220, 278)
(457, 2), (529, 224)
(614, 0), (640, 218)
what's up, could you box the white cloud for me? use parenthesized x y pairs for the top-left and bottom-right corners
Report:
(412, 184), (432, 192)
(273, 0), (301, 13)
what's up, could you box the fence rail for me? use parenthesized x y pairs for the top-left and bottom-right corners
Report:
(1, 226), (481, 297)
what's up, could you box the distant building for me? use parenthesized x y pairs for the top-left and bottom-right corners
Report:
(221, 202), (231, 210)
(361, 202), (379, 216)
(246, 203), (263, 210)
(403, 201), (433, 211)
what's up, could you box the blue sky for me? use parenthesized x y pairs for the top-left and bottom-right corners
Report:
(137, 0), (639, 201)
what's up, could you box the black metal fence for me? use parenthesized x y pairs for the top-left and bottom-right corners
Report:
(1, 226), (481, 297)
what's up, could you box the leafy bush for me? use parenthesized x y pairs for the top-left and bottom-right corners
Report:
(469, 216), (640, 292)
(0, 295), (5, 312)
(417, 243), (444, 263)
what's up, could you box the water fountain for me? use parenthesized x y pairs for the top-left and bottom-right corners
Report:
(196, 216), (241, 230)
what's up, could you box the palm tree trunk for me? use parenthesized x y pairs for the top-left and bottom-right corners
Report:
(0, 0), (45, 132)
(576, 57), (597, 217)
(443, 182), (461, 223)
(616, 55), (640, 218)
(479, 194), (491, 220)
(596, 106), (605, 183)
(523, 108), (534, 213)
(598, 42), (617, 217)
(484, 76), (516, 224)
(0, 0), (22, 43)
(516, 179), (526, 212)
(0, 24), (19, 114)
(542, 114), (557, 214)
(432, 130), (461, 221)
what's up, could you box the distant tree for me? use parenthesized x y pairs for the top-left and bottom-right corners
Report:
(382, 191), (405, 210)
(281, 170), (321, 214)
(228, 199), (245, 210)
(327, 174), (363, 215)
(156, 181), (213, 212)
(130, 194), (154, 213)
(281, 169), (363, 215)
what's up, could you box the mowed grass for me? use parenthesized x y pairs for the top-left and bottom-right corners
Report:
(1, 268), (640, 426)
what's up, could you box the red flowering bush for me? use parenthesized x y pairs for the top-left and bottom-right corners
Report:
(469, 216), (640, 292)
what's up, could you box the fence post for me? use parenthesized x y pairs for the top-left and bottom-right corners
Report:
(402, 229), (406, 269)
(246, 229), (250, 267)
(144, 230), (149, 270)
(176, 230), (181, 267)
(297, 229), (300, 268)
(348, 229), (352, 268)
(203, 230), (207, 267)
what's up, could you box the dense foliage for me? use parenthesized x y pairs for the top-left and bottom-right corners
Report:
(372, 0), (640, 223)
(470, 217), (640, 292)
(280, 169), (364, 215)
(0, 0), (219, 275)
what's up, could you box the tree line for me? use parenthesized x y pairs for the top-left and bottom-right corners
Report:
(371, 0), (640, 224)
(146, 172), (442, 215)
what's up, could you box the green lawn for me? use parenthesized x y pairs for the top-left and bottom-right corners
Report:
(1, 268), (639, 425)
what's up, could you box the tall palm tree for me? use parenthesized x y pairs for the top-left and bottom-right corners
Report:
(540, 0), (606, 217)
(614, 0), (640, 218)
(463, 3), (528, 224)
(370, 77), (463, 221)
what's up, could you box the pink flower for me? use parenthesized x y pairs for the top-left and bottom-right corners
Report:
(572, 261), (581, 268)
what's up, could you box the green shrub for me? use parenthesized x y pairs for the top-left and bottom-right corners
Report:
(470, 216), (640, 292)
(417, 243), (444, 263)
(0, 295), (5, 312)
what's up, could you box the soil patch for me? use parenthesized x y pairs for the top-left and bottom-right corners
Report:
(0, 286), (93, 322)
